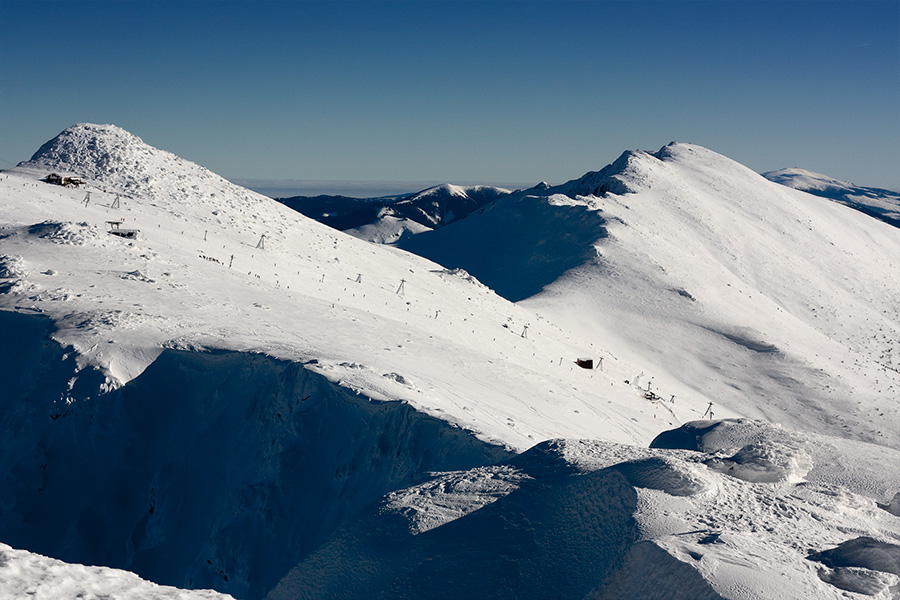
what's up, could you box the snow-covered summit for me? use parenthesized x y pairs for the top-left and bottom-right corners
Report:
(409, 182), (470, 200)
(25, 123), (140, 167)
(22, 123), (192, 193)
(763, 167), (860, 192)
(18, 124), (277, 229)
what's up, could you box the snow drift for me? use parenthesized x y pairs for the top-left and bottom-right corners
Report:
(269, 426), (900, 600)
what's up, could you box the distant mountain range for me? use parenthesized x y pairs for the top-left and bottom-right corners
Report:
(763, 168), (900, 228)
(276, 183), (509, 244)
(278, 162), (899, 250)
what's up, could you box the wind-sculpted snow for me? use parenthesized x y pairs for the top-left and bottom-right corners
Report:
(652, 419), (900, 503)
(269, 432), (900, 600)
(808, 537), (900, 596)
(269, 440), (646, 600)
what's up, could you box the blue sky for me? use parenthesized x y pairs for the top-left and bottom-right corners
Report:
(2, 1), (898, 195)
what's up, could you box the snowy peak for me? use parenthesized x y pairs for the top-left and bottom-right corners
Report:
(764, 167), (900, 228)
(394, 183), (509, 227)
(18, 123), (259, 211)
(22, 123), (179, 187)
(398, 138), (900, 451)
(26, 123), (142, 167)
(552, 142), (745, 199)
(764, 167), (859, 192)
(554, 149), (644, 198)
(409, 183), (470, 201)
(16, 123), (301, 237)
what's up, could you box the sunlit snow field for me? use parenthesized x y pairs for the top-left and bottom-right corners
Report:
(1, 124), (898, 599)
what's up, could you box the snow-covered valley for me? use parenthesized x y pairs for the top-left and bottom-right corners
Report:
(1, 124), (898, 599)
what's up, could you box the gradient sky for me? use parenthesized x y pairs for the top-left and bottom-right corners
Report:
(2, 1), (898, 194)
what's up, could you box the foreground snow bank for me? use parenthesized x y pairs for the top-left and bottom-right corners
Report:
(268, 429), (900, 600)
(0, 543), (233, 600)
(651, 419), (900, 503)
(0, 312), (508, 600)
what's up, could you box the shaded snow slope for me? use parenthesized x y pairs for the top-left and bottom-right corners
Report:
(399, 192), (608, 301)
(401, 142), (900, 451)
(269, 421), (900, 600)
(764, 168), (900, 228)
(0, 313), (506, 598)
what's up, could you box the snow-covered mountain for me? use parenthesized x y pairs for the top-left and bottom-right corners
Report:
(276, 183), (509, 244)
(764, 167), (900, 228)
(2, 125), (899, 600)
(401, 143), (900, 451)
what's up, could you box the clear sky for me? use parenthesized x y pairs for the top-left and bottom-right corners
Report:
(2, 0), (898, 195)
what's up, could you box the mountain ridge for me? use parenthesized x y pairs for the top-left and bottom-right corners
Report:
(276, 182), (510, 244)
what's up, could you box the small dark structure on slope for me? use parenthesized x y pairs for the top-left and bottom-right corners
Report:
(576, 358), (593, 369)
(44, 173), (86, 187)
(107, 220), (140, 240)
